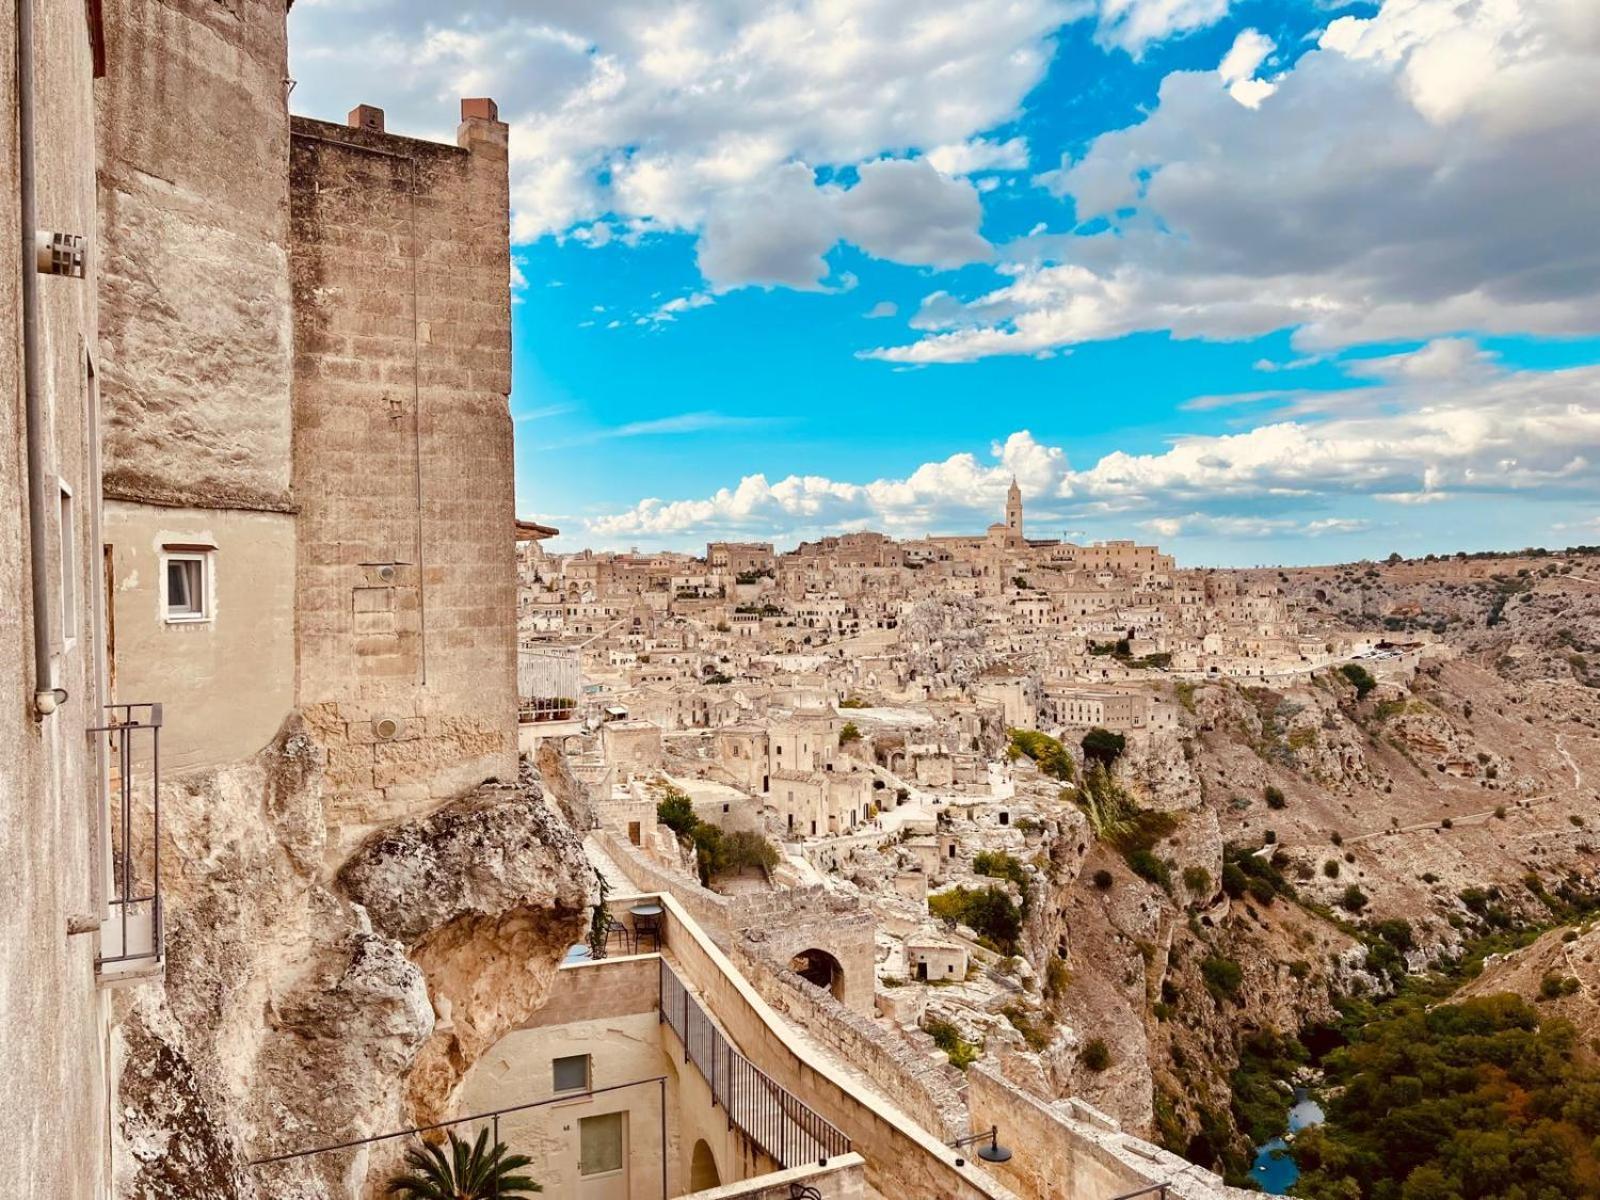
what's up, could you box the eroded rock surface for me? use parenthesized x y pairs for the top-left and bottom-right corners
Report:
(115, 735), (590, 1199)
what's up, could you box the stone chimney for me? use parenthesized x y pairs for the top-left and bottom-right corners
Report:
(347, 104), (385, 133)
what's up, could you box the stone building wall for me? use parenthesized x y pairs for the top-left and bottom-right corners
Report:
(595, 831), (877, 1013)
(288, 107), (517, 851)
(730, 944), (969, 1142)
(95, 0), (294, 512)
(95, 0), (298, 770)
(965, 1065), (1252, 1200)
(0, 0), (112, 1195)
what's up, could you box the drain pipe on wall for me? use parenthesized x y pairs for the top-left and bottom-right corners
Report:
(16, 0), (60, 717)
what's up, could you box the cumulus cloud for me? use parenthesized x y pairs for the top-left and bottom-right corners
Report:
(1217, 28), (1276, 106)
(868, 0), (1600, 364)
(837, 159), (993, 270)
(584, 351), (1600, 544)
(289, 0), (1068, 291)
(1094, 0), (1232, 54)
(925, 136), (1031, 176)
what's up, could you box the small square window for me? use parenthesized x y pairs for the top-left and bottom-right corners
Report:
(553, 1053), (590, 1094)
(164, 554), (209, 622)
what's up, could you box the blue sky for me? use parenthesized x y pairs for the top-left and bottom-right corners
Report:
(288, 0), (1600, 565)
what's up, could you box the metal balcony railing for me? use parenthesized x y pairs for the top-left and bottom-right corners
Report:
(658, 960), (851, 1167)
(518, 696), (579, 723)
(93, 702), (163, 972)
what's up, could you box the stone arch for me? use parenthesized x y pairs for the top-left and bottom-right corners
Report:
(789, 948), (845, 1003)
(690, 1139), (721, 1191)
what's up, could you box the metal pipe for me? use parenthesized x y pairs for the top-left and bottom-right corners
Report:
(15, 0), (58, 716)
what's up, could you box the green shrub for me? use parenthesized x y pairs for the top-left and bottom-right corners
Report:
(1323, 859), (1340, 879)
(1339, 663), (1378, 698)
(1127, 849), (1172, 892)
(929, 886), (1023, 954)
(1222, 863), (1249, 899)
(973, 850), (1029, 887)
(1539, 973), (1580, 999)
(1081, 727), (1127, 768)
(1092, 868), (1114, 889)
(1002, 1004), (1052, 1051)
(1081, 1038), (1112, 1071)
(1201, 955), (1244, 1001)
(1045, 956), (1073, 1000)
(839, 721), (862, 745)
(690, 824), (723, 884)
(1182, 865), (1212, 896)
(1340, 884), (1369, 912)
(1007, 729), (1075, 781)
(1294, 994), (1600, 1199)
(656, 788), (698, 837)
(1264, 785), (1287, 810)
(924, 1017), (980, 1069)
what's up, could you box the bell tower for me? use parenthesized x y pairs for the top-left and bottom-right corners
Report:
(1005, 477), (1023, 541)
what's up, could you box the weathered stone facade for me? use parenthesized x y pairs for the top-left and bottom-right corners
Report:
(289, 108), (517, 851)
(1, 0), (112, 1195)
(2, 2), (588, 1195)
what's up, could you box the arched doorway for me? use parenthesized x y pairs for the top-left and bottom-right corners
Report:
(789, 948), (845, 1003)
(690, 1139), (720, 1191)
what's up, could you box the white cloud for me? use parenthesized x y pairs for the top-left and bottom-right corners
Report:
(584, 351), (1600, 545)
(1143, 514), (1371, 539)
(925, 136), (1031, 176)
(513, 404), (574, 423)
(289, 0), (1064, 292)
(1341, 337), (1495, 382)
(1094, 0), (1232, 54)
(1217, 28), (1273, 84)
(695, 158), (991, 291)
(646, 292), (715, 324)
(865, 301), (899, 319)
(837, 159), (992, 270)
(554, 411), (775, 448)
(870, 0), (1600, 364)
(697, 163), (840, 291)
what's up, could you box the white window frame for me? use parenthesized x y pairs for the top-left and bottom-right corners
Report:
(162, 551), (213, 623)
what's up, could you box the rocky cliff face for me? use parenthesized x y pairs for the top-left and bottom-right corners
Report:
(114, 728), (591, 1200)
(1013, 567), (1600, 1177)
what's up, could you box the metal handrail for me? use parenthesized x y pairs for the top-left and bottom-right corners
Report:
(1109, 1184), (1171, 1200)
(249, 1077), (666, 1167)
(91, 702), (162, 968)
(658, 960), (851, 1166)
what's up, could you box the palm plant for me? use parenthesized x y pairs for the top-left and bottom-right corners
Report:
(386, 1127), (541, 1199)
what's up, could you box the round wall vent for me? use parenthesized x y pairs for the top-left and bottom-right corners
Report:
(377, 565), (397, 582)
(373, 717), (401, 740)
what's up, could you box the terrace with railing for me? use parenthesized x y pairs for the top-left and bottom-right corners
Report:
(659, 959), (851, 1168)
(517, 646), (585, 747)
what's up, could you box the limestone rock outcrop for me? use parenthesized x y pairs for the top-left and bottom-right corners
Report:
(114, 729), (591, 1199)
(338, 765), (590, 946)
(340, 765), (594, 1123)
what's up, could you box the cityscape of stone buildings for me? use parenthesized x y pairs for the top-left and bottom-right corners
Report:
(4, 3), (1392, 1198)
